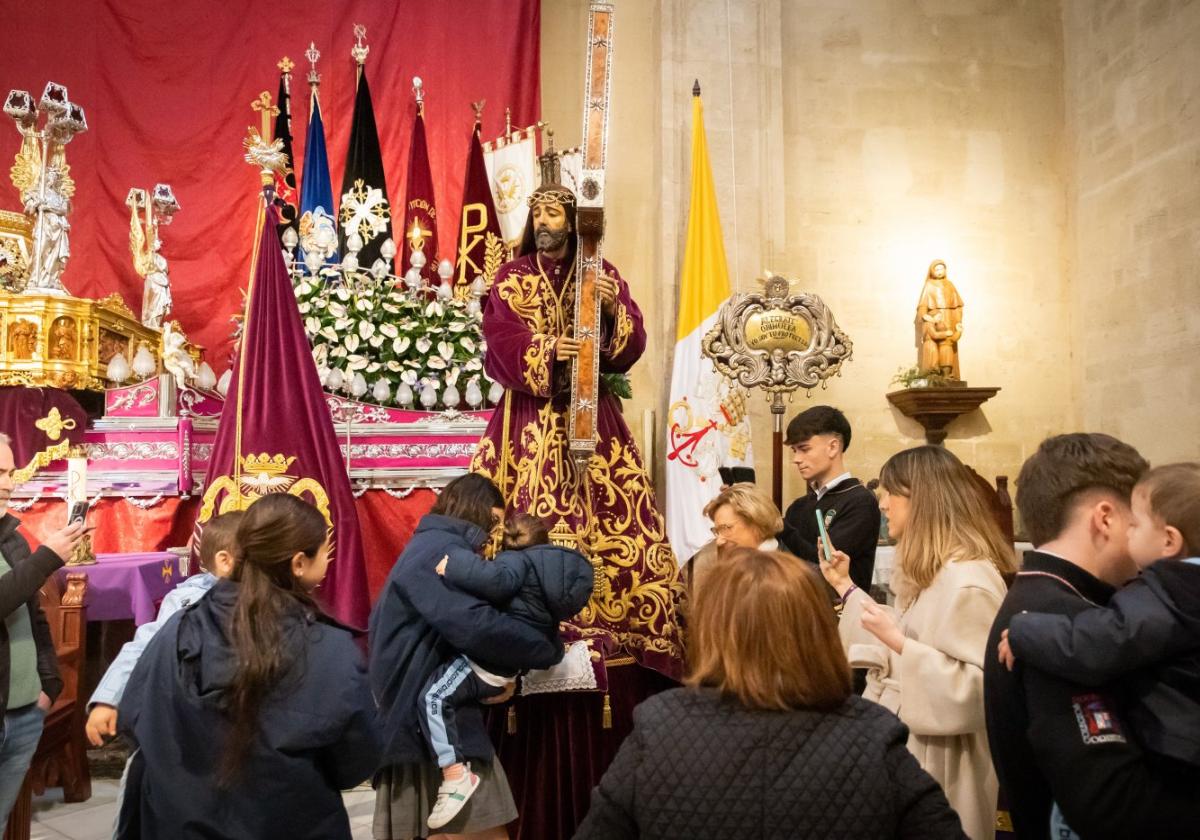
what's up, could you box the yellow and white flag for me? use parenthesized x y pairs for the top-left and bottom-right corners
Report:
(665, 88), (753, 563)
(483, 130), (538, 249)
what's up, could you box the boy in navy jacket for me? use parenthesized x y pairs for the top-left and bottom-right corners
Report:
(422, 513), (593, 830)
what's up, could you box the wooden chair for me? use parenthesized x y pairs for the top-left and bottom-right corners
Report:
(30, 570), (91, 801)
(2, 570), (90, 840)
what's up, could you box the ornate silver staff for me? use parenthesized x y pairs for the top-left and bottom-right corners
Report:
(702, 274), (853, 509)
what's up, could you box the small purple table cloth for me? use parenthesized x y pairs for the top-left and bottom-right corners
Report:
(57, 552), (182, 625)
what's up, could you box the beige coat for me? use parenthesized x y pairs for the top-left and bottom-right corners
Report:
(839, 558), (1005, 840)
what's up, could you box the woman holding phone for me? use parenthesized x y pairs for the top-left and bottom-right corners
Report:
(821, 446), (1014, 840)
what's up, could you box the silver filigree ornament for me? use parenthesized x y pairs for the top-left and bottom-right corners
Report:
(702, 274), (853, 410)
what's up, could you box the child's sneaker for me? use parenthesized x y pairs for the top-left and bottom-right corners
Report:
(427, 765), (480, 830)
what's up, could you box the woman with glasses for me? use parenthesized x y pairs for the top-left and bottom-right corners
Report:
(683, 483), (786, 596)
(369, 474), (565, 839)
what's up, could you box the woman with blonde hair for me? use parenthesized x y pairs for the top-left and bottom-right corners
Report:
(574, 548), (966, 839)
(683, 482), (785, 594)
(822, 445), (1015, 840)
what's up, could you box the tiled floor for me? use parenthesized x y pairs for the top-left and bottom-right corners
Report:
(28, 781), (378, 840)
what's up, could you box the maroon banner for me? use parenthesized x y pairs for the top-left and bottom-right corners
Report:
(0, 0), (540, 368)
(399, 110), (439, 281)
(199, 205), (369, 629)
(454, 121), (506, 293)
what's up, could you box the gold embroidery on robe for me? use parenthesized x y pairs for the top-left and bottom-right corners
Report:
(609, 301), (634, 358)
(472, 400), (684, 662)
(521, 334), (555, 396)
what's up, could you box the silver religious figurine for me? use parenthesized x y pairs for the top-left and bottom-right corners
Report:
(127, 183), (181, 329)
(5, 82), (88, 294)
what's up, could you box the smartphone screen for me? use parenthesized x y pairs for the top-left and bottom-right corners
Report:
(67, 500), (88, 527)
(815, 508), (833, 563)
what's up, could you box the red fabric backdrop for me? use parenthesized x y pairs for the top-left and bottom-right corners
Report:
(0, 0), (540, 366)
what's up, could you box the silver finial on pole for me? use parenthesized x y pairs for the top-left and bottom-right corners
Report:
(305, 42), (321, 90)
(351, 24), (369, 66)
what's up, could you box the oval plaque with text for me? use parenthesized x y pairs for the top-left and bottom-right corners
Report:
(744, 309), (811, 352)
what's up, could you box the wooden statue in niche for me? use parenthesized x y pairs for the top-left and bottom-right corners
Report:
(49, 316), (77, 360)
(917, 259), (963, 380)
(8, 320), (38, 360)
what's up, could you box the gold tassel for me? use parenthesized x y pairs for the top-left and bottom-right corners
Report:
(506, 706), (517, 735)
(602, 693), (612, 729)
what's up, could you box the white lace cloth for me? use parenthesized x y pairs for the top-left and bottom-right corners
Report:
(519, 640), (598, 695)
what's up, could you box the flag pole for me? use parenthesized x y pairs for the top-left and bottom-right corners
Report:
(238, 90), (284, 505)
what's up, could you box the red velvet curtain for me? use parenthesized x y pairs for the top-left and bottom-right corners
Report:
(0, 0), (540, 365)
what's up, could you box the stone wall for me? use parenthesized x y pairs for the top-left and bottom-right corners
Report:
(544, 1), (1073, 505)
(541, 0), (1198, 529)
(1062, 0), (1200, 464)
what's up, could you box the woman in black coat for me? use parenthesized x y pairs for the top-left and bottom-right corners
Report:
(573, 548), (967, 840)
(118, 494), (380, 840)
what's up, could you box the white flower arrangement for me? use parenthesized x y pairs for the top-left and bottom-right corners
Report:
(291, 266), (496, 411)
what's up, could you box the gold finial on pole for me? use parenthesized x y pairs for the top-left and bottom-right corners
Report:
(351, 24), (369, 66)
(505, 107), (512, 137)
(472, 99), (485, 124)
(305, 42), (321, 90)
(249, 91), (278, 141)
(244, 92), (285, 193)
(278, 57), (294, 102)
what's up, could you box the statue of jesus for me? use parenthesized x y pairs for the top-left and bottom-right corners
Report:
(471, 174), (683, 680)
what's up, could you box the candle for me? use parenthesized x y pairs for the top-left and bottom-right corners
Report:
(66, 450), (88, 503)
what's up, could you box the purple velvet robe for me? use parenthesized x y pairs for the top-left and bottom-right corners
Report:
(472, 251), (683, 679)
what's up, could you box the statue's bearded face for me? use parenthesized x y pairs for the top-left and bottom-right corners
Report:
(531, 201), (571, 252)
(931, 262), (946, 279)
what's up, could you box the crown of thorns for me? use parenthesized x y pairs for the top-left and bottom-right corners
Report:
(528, 187), (576, 209)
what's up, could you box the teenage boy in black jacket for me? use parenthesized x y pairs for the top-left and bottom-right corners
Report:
(778, 406), (880, 593)
(984, 434), (1200, 839)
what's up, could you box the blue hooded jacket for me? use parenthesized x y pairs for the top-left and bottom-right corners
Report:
(369, 514), (563, 765)
(116, 579), (380, 840)
(443, 543), (594, 669)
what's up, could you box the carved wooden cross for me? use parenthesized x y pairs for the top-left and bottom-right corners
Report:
(568, 2), (615, 465)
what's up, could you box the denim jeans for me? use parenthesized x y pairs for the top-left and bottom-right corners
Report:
(0, 704), (45, 822)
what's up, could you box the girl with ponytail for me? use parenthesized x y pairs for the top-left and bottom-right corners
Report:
(117, 493), (380, 839)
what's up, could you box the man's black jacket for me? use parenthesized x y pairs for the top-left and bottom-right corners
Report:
(985, 550), (1200, 839)
(1007, 558), (1200, 766)
(779, 477), (880, 592)
(0, 513), (63, 716)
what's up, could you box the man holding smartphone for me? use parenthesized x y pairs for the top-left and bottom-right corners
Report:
(0, 432), (88, 822)
(778, 406), (881, 594)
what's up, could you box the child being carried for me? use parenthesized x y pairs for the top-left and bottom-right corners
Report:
(421, 512), (594, 831)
